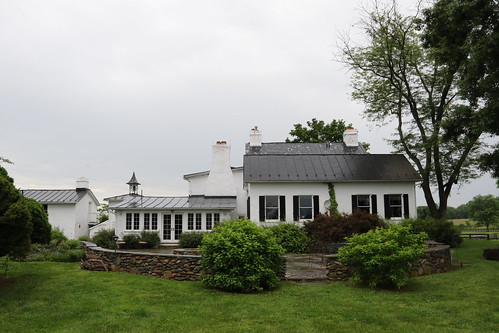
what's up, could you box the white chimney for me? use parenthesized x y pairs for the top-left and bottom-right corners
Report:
(343, 128), (359, 147)
(204, 141), (237, 197)
(76, 177), (89, 190)
(249, 126), (262, 147)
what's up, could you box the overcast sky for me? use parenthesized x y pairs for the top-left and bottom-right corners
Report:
(1, 0), (496, 207)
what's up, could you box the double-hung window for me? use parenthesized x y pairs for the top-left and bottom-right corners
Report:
(259, 196), (285, 221)
(144, 213), (150, 230)
(293, 195), (319, 221)
(384, 194), (409, 219)
(351, 195), (377, 214)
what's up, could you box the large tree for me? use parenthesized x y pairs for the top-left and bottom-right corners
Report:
(467, 195), (499, 231)
(286, 118), (352, 143)
(341, 1), (492, 218)
(422, 0), (499, 183)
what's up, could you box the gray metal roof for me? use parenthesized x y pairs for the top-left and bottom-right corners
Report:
(22, 189), (91, 204)
(110, 195), (236, 210)
(244, 154), (421, 182)
(245, 142), (367, 155)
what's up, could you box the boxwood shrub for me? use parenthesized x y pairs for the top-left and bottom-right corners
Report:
(200, 220), (284, 292)
(267, 223), (310, 253)
(338, 225), (427, 288)
(179, 232), (206, 248)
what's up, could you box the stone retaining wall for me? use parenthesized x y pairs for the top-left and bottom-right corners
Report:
(326, 243), (452, 281)
(81, 242), (202, 281)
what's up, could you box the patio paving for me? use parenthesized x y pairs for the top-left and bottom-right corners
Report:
(284, 254), (329, 284)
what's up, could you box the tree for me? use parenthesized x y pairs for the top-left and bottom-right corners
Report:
(286, 118), (370, 151)
(341, 1), (491, 219)
(422, 0), (499, 183)
(467, 195), (499, 231)
(25, 198), (51, 244)
(286, 118), (352, 143)
(97, 203), (109, 223)
(0, 198), (33, 258)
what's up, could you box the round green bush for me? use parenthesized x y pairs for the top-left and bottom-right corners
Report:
(92, 229), (117, 249)
(139, 231), (160, 248)
(338, 225), (427, 288)
(179, 232), (206, 248)
(121, 234), (141, 249)
(200, 220), (284, 292)
(267, 223), (310, 253)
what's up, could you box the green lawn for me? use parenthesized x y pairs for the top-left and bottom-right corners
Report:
(1, 240), (498, 333)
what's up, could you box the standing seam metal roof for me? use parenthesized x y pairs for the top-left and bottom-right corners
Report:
(109, 196), (237, 210)
(22, 189), (90, 204)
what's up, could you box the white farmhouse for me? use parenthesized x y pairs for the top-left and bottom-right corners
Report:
(244, 128), (421, 225)
(107, 127), (421, 245)
(22, 178), (100, 239)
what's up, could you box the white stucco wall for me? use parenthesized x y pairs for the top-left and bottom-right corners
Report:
(46, 204), (77, 239)
(74, 192), (99, 239)
(247, 181), (418, 224)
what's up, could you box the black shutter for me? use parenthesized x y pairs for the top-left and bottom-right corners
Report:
(351, 195), (358, 213)
(403, 194), (409, 218)
(313, 195), (320, 217)
(384, 195), (391, 219)
(259, 196), (265, 221)
(293, 196), (299, 221)
(279, 196), (286, 221)
(247, 197), (250, 219)
(371, 195), (377, 214)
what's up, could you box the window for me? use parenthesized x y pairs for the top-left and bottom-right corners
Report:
(351, 195), (377, 214)
(195, 213), (202, 230)
(151, 213), (158, 230)
(133, 213), (140, 230)
(174, 214), (183, 240)
(384, 194), (409, 219)
(293, 195), (319, 221)
(42, 205), (48, 214)
(144, 213), (150, 230)
(188, 213), (194, 230)
(126, 213), (132, 230)
(214, 213), (220, 225)
(259, 196), (285, 221)
(206, 213), (213, 230)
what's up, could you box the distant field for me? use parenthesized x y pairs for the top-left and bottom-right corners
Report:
(450, 219), (471, 225)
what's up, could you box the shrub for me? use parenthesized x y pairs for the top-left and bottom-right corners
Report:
(200, 220), (284, 292)
(121, 234), (141, 249)
(400, 218), (462, 247)
(92, 229), (117, 249)
(338, 225), (427, 288)
(179, 232), (206, 248)
(267, 223), (310, 253)
(50, 228), (68, 244)
(304, 211), (386, 246)
(46, 250), (85, 262)
(77, 235), (91, 241)
(139, 231), (160, 249)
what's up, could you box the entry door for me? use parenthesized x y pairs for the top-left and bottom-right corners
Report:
(163, 214), (183, 242)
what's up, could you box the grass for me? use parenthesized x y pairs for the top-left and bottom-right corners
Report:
(1, 240), (498, 333)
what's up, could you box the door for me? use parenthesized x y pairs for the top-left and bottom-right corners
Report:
(163, 214), (183, 242)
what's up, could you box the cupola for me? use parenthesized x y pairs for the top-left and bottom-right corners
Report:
(127, 172), (140, 196)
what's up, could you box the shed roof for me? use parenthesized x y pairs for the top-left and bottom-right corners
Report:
(22, 189), (97, 204)
(243, 154), (421, 182)
(109, 195), (236, 210)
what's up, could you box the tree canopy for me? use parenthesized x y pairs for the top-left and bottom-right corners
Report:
(341, 0), (495, 218)
(422, 0), (499, 184)
(467, 195), (499, 231)
(286, 118), (352, 143)
(0, 165), (51, 257)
